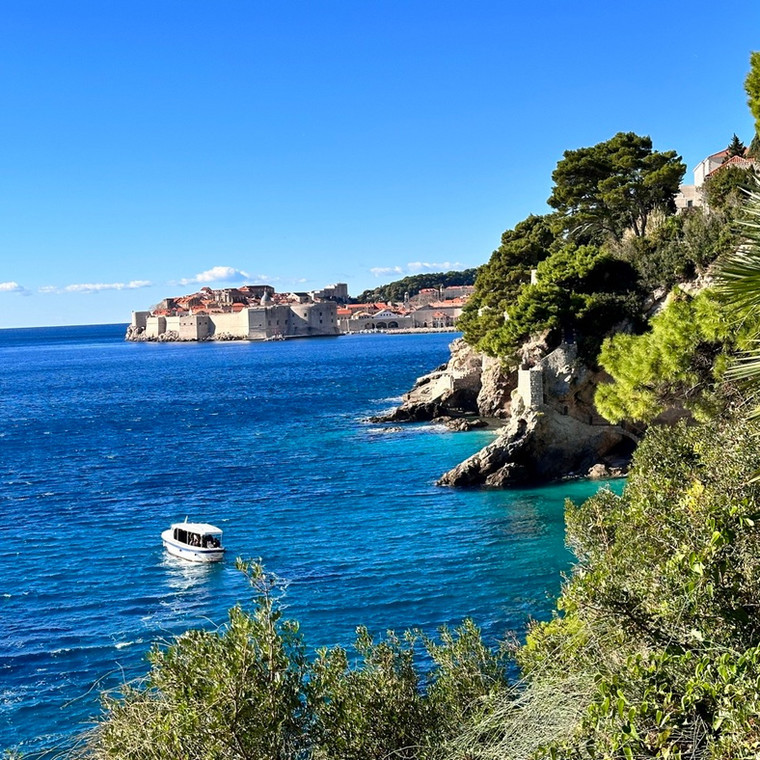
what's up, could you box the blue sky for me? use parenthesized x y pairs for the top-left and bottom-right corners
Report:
(1, 0), (758, 328)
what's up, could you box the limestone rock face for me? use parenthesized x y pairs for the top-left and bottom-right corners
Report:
(433, 415), (489, 432)
(376, 338), (486, 422)
(437, 409), (634, 487)
(477, 354), (514, 417)
(437, 342), (637, 487)
(125, 324), (147, 342)
(377, 335), (638, 486)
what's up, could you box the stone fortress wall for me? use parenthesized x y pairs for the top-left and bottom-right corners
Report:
(130, 301), (340, 341)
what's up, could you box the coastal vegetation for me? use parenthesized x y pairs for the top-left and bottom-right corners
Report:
(50, 51), (760, 760)
(84, 560), (511, 760)
(458, 130), (697, 361)
(453, 413), (760, 759)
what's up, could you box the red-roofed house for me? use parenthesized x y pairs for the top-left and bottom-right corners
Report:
(676, 147), (759, 211)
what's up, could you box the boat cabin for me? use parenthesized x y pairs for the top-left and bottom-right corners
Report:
(172, 525), (221, 548)
(162, 521), (225, 562)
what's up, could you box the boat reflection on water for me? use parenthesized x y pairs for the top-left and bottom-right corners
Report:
(161, 552), (220, 591)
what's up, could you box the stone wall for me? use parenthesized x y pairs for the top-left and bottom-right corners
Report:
(128, 302), (340, 341)
(516, 368), (543, 410)
(179, 315), (212, 340)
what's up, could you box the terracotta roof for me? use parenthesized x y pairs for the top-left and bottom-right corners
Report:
(345, 303), (378, 311)
(722, 155), (757, 169)
(707, 148), (731, 161)
(707, 154), (759, 178)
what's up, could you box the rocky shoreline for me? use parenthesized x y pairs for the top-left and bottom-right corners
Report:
(372, 338), (636, 488)
(125, 324), (461, 342)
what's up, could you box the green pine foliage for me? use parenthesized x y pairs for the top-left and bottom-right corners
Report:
(457, 214), (559, 347)
(476, 244), (642, 360)
(459, 133), (695, 364)
(748, 133), (760, 160)
(746, 51), (760, 145)
(595, 290), (732, 424)
(596, 182), (759, 428)
(703, 164), (757, 210)
(726, 133), (746, 157)
(548, 132), (686, 244)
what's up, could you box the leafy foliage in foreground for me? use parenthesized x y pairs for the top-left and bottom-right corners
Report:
(85, 560), (510, 760)
(539, 417), (760, 759)
(84, 421), (760, 760)
(446, 415), (760, 760)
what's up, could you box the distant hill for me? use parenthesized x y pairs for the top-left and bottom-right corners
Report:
(354, 268), (479, 303)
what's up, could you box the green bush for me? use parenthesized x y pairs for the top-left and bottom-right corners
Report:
(521, 416), (760, 759)
(84, 562), (511, 760)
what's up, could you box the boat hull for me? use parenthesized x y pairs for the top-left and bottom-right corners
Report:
(161, 530), (225, 563)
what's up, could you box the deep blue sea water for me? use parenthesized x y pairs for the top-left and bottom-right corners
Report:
(0, 325), (620, 756)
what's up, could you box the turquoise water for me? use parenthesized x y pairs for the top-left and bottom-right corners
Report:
(0, 326), (618, 756)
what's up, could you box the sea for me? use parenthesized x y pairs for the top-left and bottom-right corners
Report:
(0, 325), (620, 756)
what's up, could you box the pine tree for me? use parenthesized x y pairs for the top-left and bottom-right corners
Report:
(726, 133), (746, 158)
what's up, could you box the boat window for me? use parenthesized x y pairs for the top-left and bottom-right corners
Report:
(174, 528), (189, 544)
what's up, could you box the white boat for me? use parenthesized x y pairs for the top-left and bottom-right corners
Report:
(161, 521), (225, 563)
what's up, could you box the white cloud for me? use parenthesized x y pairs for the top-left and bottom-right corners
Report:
(0, 281), (26, 293)
(64, 280), (152, 294)
(369, 262), (464, 279)
(178, 266), (251, 286)
(370, 266), (404, 278)
(406, 261), (462, 273)
(38, 280), (153, 295)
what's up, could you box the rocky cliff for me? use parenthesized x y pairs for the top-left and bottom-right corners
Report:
(380, 338), (637, 487)
(374, 338), (513, 422)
